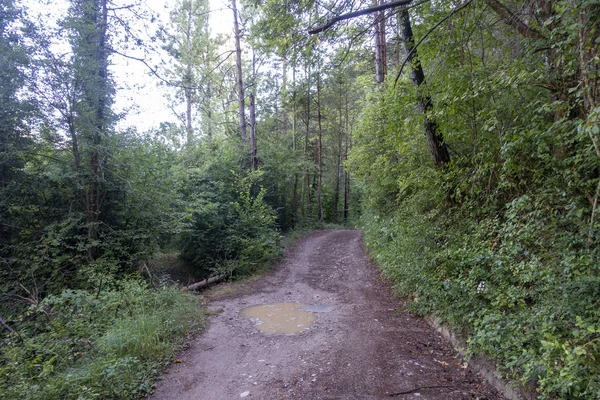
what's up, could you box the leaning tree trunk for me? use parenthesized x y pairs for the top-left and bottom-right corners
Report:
(399, 10), (450, 168)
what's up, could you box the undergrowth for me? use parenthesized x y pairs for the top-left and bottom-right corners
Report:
(0, 279), (203, 399)
(360, 191), (600, 398)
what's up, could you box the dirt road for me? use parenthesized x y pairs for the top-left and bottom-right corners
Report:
(150, 230), (503, 400)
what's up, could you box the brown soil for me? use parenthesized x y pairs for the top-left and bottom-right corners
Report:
(149, 230), (504, 400)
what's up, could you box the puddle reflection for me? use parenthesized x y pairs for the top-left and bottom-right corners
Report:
(240, 302), (316, 334)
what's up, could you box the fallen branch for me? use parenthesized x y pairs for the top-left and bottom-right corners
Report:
(182, 274), (227, 292)
(388, 384), (457, 396)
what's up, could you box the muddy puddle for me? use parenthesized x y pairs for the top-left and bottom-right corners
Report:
(240, 302), (318, 334)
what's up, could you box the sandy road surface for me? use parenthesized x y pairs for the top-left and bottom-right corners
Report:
(149, 230), (503, 400)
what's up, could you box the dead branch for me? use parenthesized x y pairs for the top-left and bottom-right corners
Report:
(182, 274), (227, 291)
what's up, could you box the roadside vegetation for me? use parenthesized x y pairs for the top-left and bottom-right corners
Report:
(1, 0), (598, 398)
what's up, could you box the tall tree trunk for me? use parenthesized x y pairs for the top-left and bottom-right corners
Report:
(86, 0), (110, 260)
(399, 10), (450, 168)
(333, 76), (343, 223)
(374, 0), (387, 84)
(304, 60), (312, 220)
(231, 0), (246, 141)
(185, 83), (193, 144)
(206, 81), (212, 138)
(343, 80), (350, 222)
(249, 94), (257, 169)
(249, 51), (257, 169)
(316, 72), (323, 223)
(291, 64), (299, 226)
(184, 8), (194, 145)
(282, 59), (288, 136)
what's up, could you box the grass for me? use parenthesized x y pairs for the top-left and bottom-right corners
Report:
(0, 282), (204, 400)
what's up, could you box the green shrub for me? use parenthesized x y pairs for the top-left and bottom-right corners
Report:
(0, 279), (203, 399)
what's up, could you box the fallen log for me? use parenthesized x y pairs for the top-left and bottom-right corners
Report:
(182, 274), (227, 292)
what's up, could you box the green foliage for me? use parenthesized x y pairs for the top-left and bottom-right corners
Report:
(351, 0), (600, 396)
(178, 163), (280, 277)
(0, 278), (203, 400)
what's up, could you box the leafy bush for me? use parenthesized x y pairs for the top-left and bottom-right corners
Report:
(0, 279), (203, 399)
(179, 169), (280, 277)
(351, 50), (600, 397)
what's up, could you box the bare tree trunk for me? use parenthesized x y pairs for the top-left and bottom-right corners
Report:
(344, 82), (350, 222)
(185, 9), (194, 145)
(304, 60), (312, 220)
(185, 84), (193, 144)
(333, 77), (343, 223)
(232, 0), (246, 141)
(316, 72), (323, 223)
(67, 114), (80, 169)
(291, 64), (299, 226)
(249, 94), (257, 169)
(374, 0), (387, 84)
(399, 10), (450, 168)
(86, 0), (110, 260)
(282, 59), (288, 136)
(206, 81), (212, 138)
(249, 51), (258, 169)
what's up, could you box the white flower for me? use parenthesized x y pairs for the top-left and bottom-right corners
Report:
(477, 281), (486, 293)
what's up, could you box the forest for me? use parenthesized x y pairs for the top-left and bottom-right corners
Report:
(0, 0), (599, 398)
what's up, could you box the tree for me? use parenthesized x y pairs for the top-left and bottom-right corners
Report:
(0, 0), (34, 257)
(232, 0), (247, 142)
(161, 0), (215, 144)
(398, 10), (450, 167)
(67, 0), (113, 260)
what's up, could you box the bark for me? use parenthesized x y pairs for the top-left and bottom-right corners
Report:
(232, 0), (247, 141)
(399, 10), (450, 168)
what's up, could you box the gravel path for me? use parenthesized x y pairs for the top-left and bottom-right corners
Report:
(149, 230), (503, 400)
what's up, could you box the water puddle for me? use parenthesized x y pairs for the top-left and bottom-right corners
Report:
(240, 302), (317, 334)
(301, 304), (335, 313)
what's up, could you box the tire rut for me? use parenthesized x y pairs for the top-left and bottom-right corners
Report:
(149, 230), (503, 400)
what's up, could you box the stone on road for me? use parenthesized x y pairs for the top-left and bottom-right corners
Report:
(149, 230), (503, 400)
